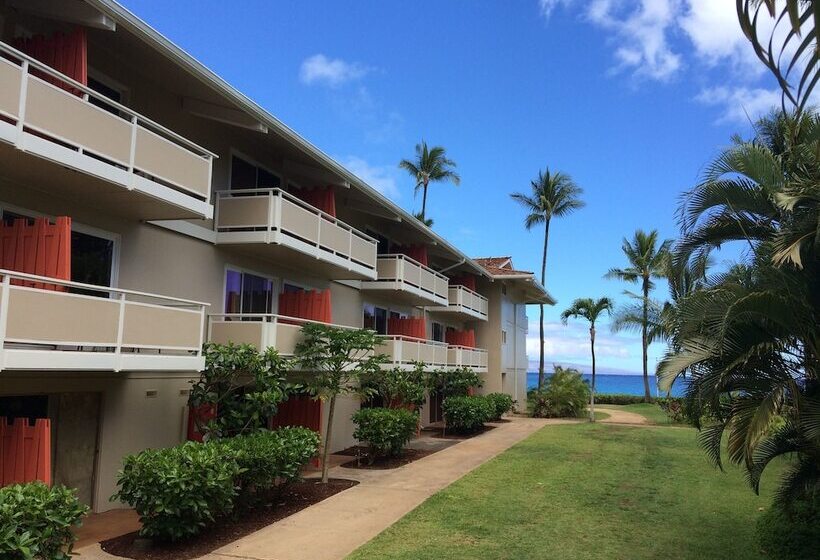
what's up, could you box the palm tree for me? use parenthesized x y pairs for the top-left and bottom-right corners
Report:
(560, 297), (613, 422)
(511, 169), (584, 390)
(606, 229), (672, 402)
(398, 141), (460, 223)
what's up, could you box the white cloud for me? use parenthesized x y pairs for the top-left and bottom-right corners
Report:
(538, 0), (572, 19)
(695, 86), (781, 124)
(339, 156), (401, 200)
(526, 320), (631, 363)
(299, 54), (369, 87)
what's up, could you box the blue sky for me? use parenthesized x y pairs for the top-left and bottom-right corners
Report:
(122, 0), (784, 374)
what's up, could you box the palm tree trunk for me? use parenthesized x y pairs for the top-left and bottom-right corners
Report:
(420, 180), (429, 220)
(590, 325), (596, 423)
(642, 276), (650, 402)
(320, 394), (336, 483)
(538, 220), (551, 391)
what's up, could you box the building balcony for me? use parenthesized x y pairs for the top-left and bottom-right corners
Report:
(0, 42), (215, 220)
(207, 313), (324, 356)
(214, 189), (378, 280)
(378, 336), (449, 369)
(360, 255), (449, 307)
(427, 285), (489, 321)
(0, 270), (207, 372)
(447, 345), (488, 373)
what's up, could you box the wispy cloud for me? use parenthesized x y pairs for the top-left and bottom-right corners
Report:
(538, 0), (573, 19)
(339, 156), (401, 201)
(695, 86), (781, 124)
(299, 54), (369, 87)
(526, 320), (632, 363)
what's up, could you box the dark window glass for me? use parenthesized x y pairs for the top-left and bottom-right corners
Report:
(258, 168), (281, 189)
(87, 76), (122, 116)
(363, 304), (388, 334)
(224, 270), (273, 315)
(72, 230), (113, 287)
(432, 322), (444, 342)
(282, 283), (304, 294)
(0, 395), (48, 423)
(375, 307), (387, 335)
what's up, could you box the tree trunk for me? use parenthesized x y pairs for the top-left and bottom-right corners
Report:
(642, 276), (651, 403)
(320, 394), (337, 483)
(590, 324), (596, 422)
(420, 180), (429, 220)
(537, 219), (551, 391)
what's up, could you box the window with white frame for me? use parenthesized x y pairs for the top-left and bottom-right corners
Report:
(230, 154), (281, 190)
(224, 269), (275, 315)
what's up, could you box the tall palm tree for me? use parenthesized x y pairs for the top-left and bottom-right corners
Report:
(398, 141), (460, 223)
(560, 297), (613, 422)
(510, 169), (585, 390)
(606, 229), (672, 402)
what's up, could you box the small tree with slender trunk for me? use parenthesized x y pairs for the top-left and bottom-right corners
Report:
(560, 297), (613, 422)
(399, 140), (460, 223)
(605, 229), (671, 402)
(511, 168), (585, 390)
(294, 324), (387, 483)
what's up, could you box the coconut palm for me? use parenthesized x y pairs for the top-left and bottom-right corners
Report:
(606, 229), (672, 402)
(398, 141), (460, 223)
(560, 297), (614, 422)
(510, 169), (585, 390)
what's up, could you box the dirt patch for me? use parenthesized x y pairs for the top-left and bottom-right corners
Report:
(100, 478), (358, 560)
(424, 424), (497, 440)
(338, 446), (439, 470)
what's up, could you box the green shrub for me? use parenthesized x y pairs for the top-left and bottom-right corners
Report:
(113, 441), (241, 541)
(352, 407), (419, 463)
(222, 427), (320, 499)
(530, 367), (590, 418)
(657, 397), (685, 422)
(485, 393), (515, 420)
(0, 482), (88, 560)
(361, 363), (428, 408)
(427, 367), (483, 398)
(593, 393), (649, 405)
(756, 495), (820, 560)
(442, 395), (493, 432)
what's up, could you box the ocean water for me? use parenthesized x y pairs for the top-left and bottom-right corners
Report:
(527, 372), (686, 397)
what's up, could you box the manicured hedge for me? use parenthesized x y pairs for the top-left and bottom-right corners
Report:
(485, 393), (515, 420)
(592, 393), (649, 405)
(756, 496), (820, 560)
(352, 407), (418, 462)
(443, 395), (493, 433)
(113, 428), (319, 542)
(0, 482), (88, 560)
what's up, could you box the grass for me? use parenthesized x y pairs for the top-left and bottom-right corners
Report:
(598, 402), (682, 425)
(348, 423), (780, 560)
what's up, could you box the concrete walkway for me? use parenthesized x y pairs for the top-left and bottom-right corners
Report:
(78, 417), (557, 560)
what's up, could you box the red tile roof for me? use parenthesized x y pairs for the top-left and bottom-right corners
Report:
(474, 256), (535, 276)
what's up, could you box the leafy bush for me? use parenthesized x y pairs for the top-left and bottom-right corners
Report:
(189, 343), (291, 439)
(427, 367), (483, 398)
(222, 427), (320, 499)
(0, 482), (88, 560)
(352, 407), (419, 463)
(485, 393), (515, 420)
(113, 441), (241, 541)
(756, 495), (820, 560)
(593, 393), (649, 405)
(530, 367), (590, 418)
(442, 395), (493, 432)
(657, 397), (685, 422)
(361, 363), (427, 408)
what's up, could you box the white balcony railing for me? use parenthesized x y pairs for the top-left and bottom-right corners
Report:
(207, 313), (348, 356)
(0, 270), (208, 372)
(428, 285), (489, 321)
(447, 345), (488, 372)
(0, 41), (215, 218)
(378, 335), (449, 369)
(214, 189), (378, 279)
(361, 255), (449, 306)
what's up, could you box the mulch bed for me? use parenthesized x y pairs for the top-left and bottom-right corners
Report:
(336, 446), (438, 470)
(424, 424), (497, 440)
(100, 478), (358, 560)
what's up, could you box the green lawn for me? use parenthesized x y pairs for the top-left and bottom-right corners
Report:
(598, 402), (682, 425)
(348, 423), (780, 560)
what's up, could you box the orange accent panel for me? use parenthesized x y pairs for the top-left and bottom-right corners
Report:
(0, 217), (71, 291)
(0, 417), (51, 487)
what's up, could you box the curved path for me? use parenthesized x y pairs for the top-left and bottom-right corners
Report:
(596, 406), (649, 425)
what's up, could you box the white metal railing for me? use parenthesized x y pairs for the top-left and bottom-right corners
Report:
(0, 269), (208, 371)
(214, 188), (378, 271)
(365, 254), (449, 303)
(378, 334), (449, 367)
(0, 41), (216, 201)
(447, 285), (489, 318)
(447, 345), (488, 370)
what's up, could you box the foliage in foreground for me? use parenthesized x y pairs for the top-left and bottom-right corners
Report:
(361, 363), (428, 408)
(659, 110), (820, 509)
(442, 395), (493, 433)
(530, 366), (590, 418)
(113, 428), (318, 541)
(427, 367), (483, 399)
(594, 393), (649, 405)
(756, 492), (820, 560)
(0, 482), (88, 560)
(352, 407), (419, 463)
